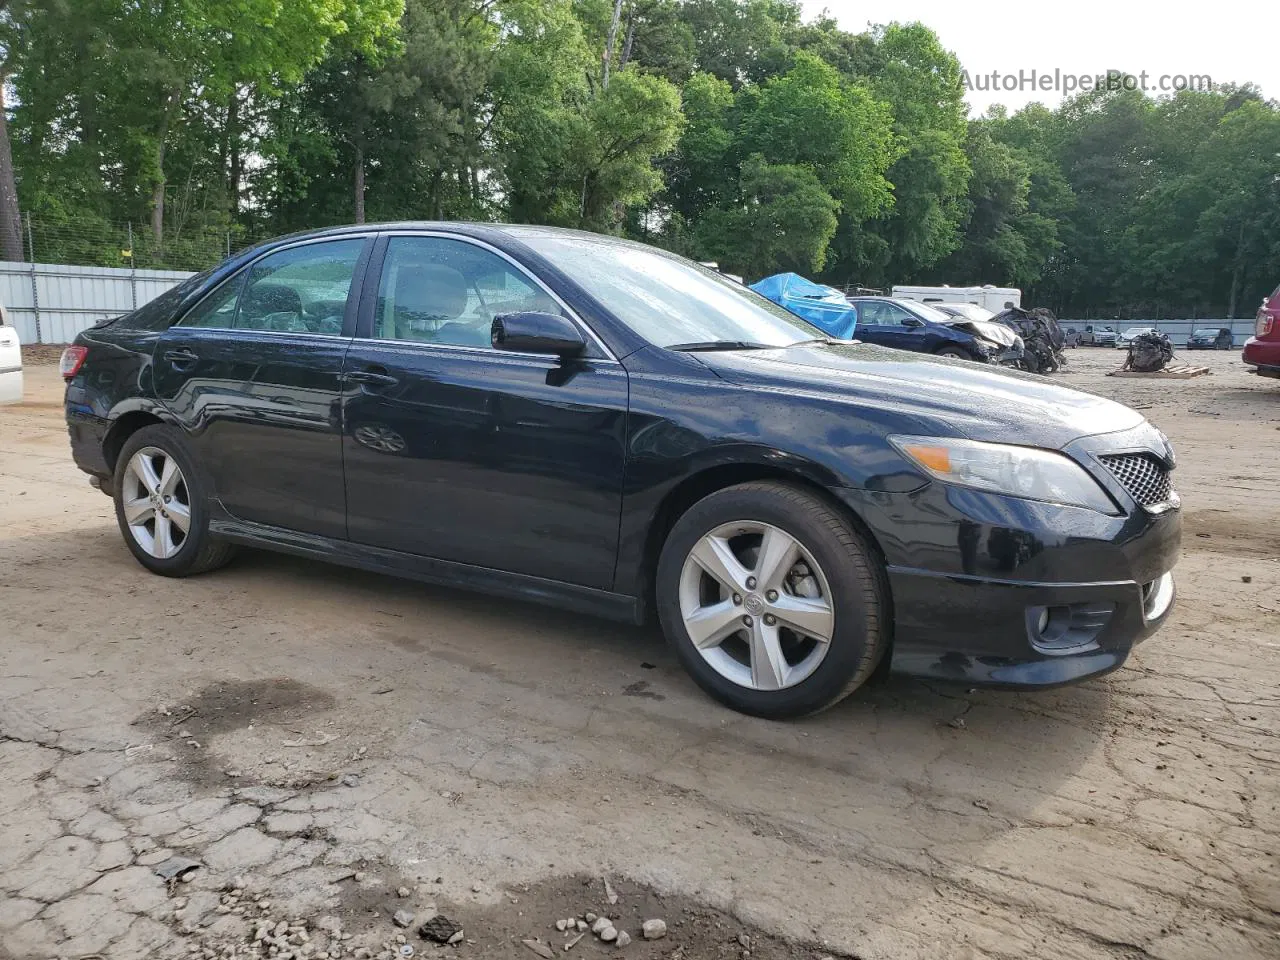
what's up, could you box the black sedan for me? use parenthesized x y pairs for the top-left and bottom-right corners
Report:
(61, 224), (1180, 718)
(846, 296), (1024, 365)
(1186, 328), (1233, 350)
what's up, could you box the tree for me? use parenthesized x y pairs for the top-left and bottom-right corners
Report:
(697, 155), (838, 279)
(855, 23), (970, 283)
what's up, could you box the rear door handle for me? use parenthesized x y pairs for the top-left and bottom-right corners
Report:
(343, 370), (399, 388)
(163, 347), (199, 367)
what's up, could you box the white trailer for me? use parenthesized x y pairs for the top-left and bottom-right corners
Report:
(891, 285), (1021, 312)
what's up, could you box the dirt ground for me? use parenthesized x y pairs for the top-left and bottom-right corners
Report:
(1, 346), (1277, 960)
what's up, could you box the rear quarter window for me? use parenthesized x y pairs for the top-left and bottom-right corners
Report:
(109, 267), (218, 331)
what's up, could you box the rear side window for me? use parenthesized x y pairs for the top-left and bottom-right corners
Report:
(177, 239), (364, 335)
(182, 274), (245, 328)
(237, 240), (364, 334)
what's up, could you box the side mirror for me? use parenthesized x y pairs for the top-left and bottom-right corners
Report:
(491, 311), (586, 358)
(901, 317), (925, 328)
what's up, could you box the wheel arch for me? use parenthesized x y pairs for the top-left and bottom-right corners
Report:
(639, 463), (893, 629)
(102, 409), (168, 475)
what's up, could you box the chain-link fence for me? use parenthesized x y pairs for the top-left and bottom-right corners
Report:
(9, 214), (274, 272)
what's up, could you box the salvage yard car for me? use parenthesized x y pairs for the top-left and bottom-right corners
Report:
(1185, 327), (1233, 350)
(61, 224), (1181, 718)
(1243, 283), (1280, 379)
(845, 296), (1023, 365)
(1116, 326), (1156, 349)
(0, 309), (22, 405)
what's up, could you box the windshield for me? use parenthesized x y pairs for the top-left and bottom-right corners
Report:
(1123, 327), (1152, 335)
(1192, 329), (1219, 336)
(514, 233), (822, 348)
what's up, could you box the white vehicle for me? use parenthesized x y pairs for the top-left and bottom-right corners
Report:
(0, 306), (22, 405)
(1115, 326), (1156, 349)
(891, 284), (1021, 313)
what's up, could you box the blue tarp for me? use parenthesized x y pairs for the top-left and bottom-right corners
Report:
(750, 273), (858, 339)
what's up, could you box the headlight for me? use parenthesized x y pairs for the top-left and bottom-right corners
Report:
(889, 436), (1119, 513)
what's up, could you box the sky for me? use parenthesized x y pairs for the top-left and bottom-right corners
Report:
(800, 0), (1280, 116)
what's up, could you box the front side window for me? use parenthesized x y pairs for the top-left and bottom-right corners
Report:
(373, 236), (561, 348)
(512, 231), (820, 349)
(236, 239), (364, 334)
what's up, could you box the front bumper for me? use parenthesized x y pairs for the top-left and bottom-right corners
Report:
(834, 426), (1181, 689)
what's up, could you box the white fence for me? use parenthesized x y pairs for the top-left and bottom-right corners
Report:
(1062, 318), (1257, 348)
(0, 260), (194, 344)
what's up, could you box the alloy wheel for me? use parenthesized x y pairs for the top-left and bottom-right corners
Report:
(678, 520), (835, 691)
(120, 446), (191, 559)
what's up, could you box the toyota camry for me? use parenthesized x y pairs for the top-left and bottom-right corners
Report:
(62, 224), (1180, 718)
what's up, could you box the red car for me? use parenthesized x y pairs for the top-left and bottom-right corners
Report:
(1244, 283), (1280, 378)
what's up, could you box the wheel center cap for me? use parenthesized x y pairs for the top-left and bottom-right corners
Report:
(744, 593), (765, 616)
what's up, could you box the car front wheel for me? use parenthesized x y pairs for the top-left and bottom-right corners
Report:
(112, 424), (236, 577)
(656, 482), (889, 718)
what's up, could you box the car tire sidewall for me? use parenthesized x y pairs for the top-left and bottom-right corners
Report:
(656, 486), (883, 719)
(113, 425), (213, 575)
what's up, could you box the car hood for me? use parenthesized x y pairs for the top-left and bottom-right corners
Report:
(697, 341), (1145, 449)
(945, 319), (1019, 347)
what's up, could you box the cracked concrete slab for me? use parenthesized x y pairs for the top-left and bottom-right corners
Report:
(0, 353), (1277, 960)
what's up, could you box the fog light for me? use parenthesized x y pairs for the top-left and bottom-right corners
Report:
(1026, 602), (1115, 654)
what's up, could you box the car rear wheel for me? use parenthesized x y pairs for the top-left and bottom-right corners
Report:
(656, 482), (889, 718)
(113, 424), (236, 577)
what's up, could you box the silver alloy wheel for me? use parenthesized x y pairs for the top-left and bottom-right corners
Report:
(121, 446), (191, 559)
(678, 520), (835, 691)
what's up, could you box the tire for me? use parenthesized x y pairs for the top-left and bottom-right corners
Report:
(655, 481), (889, 719)
(936, 346), (975, 361)
(112, 423), (237, 577)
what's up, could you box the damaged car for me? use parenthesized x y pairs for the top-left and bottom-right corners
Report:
(845, 296), (1024, 365)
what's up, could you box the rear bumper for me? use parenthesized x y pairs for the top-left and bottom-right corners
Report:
(66, 407), (112, 480)
(1242, 337), (1280, 376)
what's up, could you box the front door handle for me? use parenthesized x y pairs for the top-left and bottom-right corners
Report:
(344, 369), (399, 388)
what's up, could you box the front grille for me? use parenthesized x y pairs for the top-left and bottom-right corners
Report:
(1099, 453), (1173, 506)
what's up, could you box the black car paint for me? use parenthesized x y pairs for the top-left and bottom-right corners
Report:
(65, 222), (1180, 689)
(846, 296), (1011, 361)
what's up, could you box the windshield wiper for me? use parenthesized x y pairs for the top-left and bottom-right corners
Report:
(666, 340), (776, 352)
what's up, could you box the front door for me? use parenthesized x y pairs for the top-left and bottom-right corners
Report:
(341, 233), (628, 589)
(152, 236), (370, 538)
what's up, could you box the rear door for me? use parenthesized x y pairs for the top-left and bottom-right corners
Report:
(152, 236), (371, 538)
(340, 232), (628, 589)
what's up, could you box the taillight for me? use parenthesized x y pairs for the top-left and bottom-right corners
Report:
(59, 345), (88, 379)
(1258, 311), (1275, 337)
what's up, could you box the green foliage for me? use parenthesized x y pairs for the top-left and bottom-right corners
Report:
(696, 155), (838, 278)
(3, 0), (1278, 317)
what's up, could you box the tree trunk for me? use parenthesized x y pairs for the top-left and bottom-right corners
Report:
(227, 86), (242, 221)
(620, 10), (636, 71)
(0, 73), (24, 262)
(1226, 220), (1246, 319)
(151, 88), (181, 246)
(353, 141), (365, 224)
(602, 0), (625, 89)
